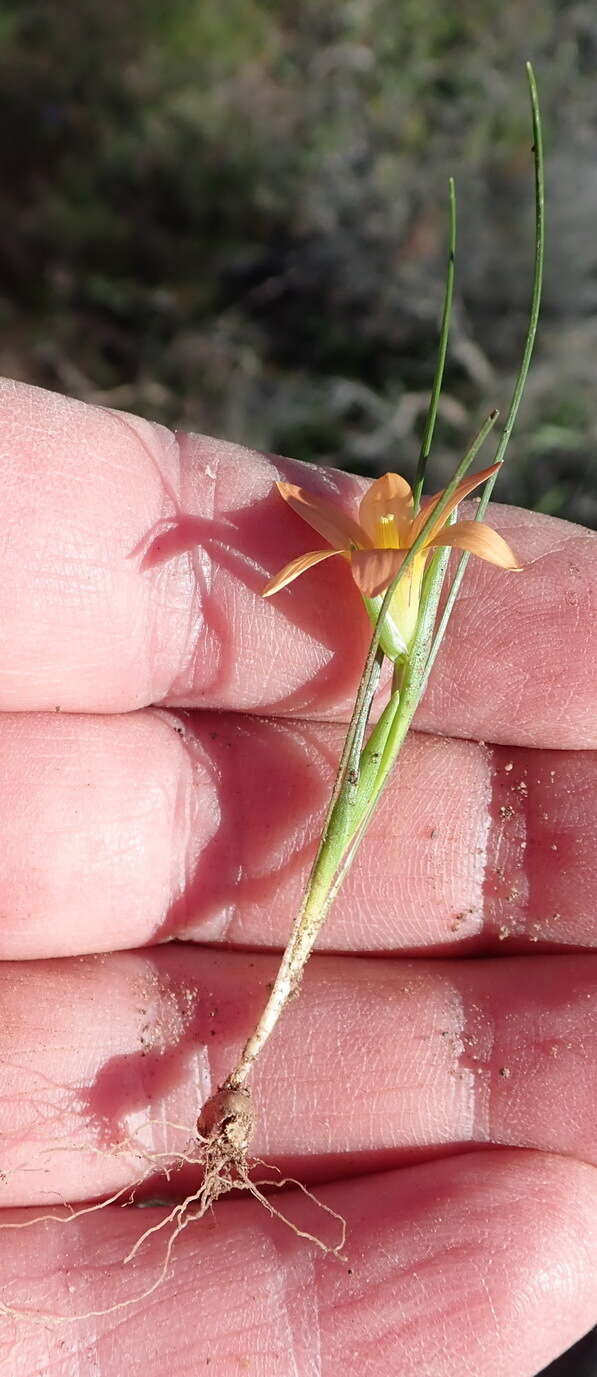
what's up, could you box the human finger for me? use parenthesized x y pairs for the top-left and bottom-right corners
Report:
(0, 946), (596, 1205)
(0, 378), (595, 746)
(0, 708), (593, 959)
(0, 1152), (595, 1377)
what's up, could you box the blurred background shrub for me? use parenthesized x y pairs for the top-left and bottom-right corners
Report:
(0, 0), (597, 527)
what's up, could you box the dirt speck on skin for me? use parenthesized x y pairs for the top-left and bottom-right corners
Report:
(133, 969), (199, 1053)
(449, 912), (466, 932)
(449, 905), (476, 933)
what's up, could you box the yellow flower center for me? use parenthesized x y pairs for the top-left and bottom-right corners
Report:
(376, 513), (400, 548)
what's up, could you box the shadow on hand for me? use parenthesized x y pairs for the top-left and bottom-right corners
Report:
(151, 709), (334, 948)
(122, 408), (374, 718)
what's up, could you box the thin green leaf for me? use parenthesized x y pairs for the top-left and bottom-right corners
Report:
(412, 177), (457, 513)
(422, 61), (544, 689)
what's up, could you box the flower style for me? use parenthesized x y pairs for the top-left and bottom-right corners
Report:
(263, 464), (521, 652)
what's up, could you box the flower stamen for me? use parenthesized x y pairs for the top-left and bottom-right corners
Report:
(375, 513), (399, 549)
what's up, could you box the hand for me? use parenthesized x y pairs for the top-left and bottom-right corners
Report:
(0, 377), (595, 1376)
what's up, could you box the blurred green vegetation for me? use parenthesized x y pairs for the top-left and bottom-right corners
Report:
(0, 0), (597, 526)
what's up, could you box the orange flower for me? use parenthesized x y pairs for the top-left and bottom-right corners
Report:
(263, 465), (521, 651)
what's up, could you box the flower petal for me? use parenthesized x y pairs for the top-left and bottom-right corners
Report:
(276, 482), (366, 550)
(350, 547), (407, 597)
(358, 473), (414, 544)
(410, 462), (502, 544)
(428, 519), (522, 569)
(262, 547), (345, 596)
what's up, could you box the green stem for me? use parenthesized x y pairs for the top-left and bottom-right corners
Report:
(423, 61), (544, 687)
(412, 177), (457, 513)
(298, 531), (451, 924)
(304, 406), (497, 910)
(222, 68), (542, 1101)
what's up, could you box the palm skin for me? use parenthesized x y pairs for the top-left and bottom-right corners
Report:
(0, 377), (595, 1375)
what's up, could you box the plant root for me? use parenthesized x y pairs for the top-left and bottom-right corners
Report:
(0, 1095), (346, 1331)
